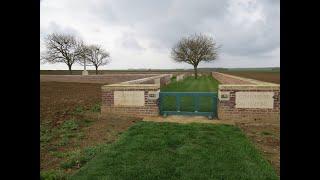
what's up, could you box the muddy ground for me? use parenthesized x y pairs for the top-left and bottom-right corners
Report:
(40, 82), (101, 126)
(40, 82), (141, 174)
(236, 121), (280, 175)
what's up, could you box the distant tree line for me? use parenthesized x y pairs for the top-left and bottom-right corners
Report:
(40, 33), (111, 75)
(41, 33), (220, 77)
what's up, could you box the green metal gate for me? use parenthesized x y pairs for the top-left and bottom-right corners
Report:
(159, 92), (217, 118)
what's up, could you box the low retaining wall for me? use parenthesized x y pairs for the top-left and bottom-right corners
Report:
(176, 73), (194, 81)
(120, 74), (172, 87)
(212, 72), (255, 84)
(176, 74), (185, 81)
(101, 74), (172, 117)
(212, 72), (280, 122)
(99, 71), (280, 121)
(40, 74), (158, 84)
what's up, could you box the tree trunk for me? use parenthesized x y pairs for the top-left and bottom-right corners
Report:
(68, 64), (72, 75)
(194, 65), (198, 79)
(95, 65), (98, 75)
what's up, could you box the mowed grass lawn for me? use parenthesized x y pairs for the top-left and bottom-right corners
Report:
(161, 75), (219, 92)
(71, 122), (278, 179)
(160, 75), (219, 112)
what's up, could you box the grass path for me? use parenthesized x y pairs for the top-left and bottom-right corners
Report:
(161, 75), (219, 92)
(160, 75), (219, 112)
(71, 122), (278, 179)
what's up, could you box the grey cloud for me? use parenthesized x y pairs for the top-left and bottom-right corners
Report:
(92, 0), (279, 57)
(99, 0), (228, 24)
(198, 0), (279, 56)
(118, 33), (145, 51)
(96, 0), (229, 45)
(88, 1), (118, 24)
(41, 21), (82, 39)
(41, 0), (279, 69)
(44, 0), (279, 57)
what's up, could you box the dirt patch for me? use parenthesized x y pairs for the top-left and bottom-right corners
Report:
(235, 121), (280, 176)
(143, 115), (235, 125)
(40, 81), (141, 174)
(40, 82), (101, 126)
(79, 114), (141, 148)
(40, 113), (141, 171)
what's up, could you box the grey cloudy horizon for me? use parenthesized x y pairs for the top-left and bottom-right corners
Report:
(40, 0), (280, 70)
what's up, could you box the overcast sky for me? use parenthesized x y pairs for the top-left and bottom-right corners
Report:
(40, 0), (280, 70)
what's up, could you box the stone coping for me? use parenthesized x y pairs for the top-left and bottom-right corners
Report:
(102, 83), (160, 91)
(219, 84), (280, 87)
(101, 74), (172, 91)
(219, 84), (280, 90)
(120, 74), (171, 84)
(213, 72), (279, 86)
(40, 74), (160, 77)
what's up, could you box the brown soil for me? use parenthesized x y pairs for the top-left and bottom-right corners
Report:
(40, 82), (141, 172)
(235, 121), (280, 176)
(79, 114), (141, 148)
(40, 113), (141, 171)
(221, 72), (280, 84)
(143, 115), (235, 125)
(40, 82), (101, 126)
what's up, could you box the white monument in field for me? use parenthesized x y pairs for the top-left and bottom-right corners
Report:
(82, 58), (89, 75)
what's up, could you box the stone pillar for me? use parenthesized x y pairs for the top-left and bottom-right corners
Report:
(154, 78), (160, 85)
(82, 59), (88, 75)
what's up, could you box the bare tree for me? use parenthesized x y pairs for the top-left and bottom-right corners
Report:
(81, 45), (111, 74)
(171, 34), (220, 79)
(41, 33), (84, 74)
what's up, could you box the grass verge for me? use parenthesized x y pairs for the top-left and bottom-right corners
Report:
(71, 121), (278, 179)
(160, 75), (219, 112)
(161, 75), (219, 92)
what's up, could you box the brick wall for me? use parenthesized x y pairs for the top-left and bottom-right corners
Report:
(99, 71), (280, 121)
(101, 84), (160, 117)
(212, 72), (280, 122)
(100, 74), (172, 117)
(40, 74), (159, 84)
(217, 85), (280, 122)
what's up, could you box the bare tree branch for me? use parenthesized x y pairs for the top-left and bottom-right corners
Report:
(41, 33), (84, 74)
(78, 44), (111, 74)
(171, 33), (220, 79)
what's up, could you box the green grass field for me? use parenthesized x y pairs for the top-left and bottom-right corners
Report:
(160, 75), (219, 112)
(161, 75), (219, 92)
(71, 122), (278, 179)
